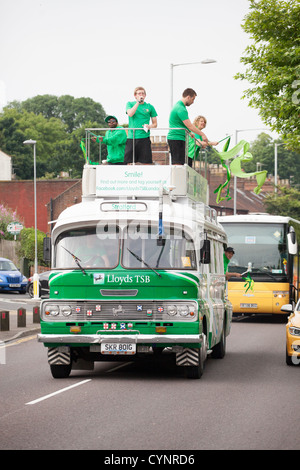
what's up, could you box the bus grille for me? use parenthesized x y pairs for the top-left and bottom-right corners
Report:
(42, 300), (198, 322)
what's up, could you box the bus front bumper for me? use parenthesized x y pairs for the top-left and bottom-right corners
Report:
(37, 333), (202, 345)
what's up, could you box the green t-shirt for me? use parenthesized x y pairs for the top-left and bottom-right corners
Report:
(167, 100), (189, 141)
(126, 101), (157, 139)
(188, 133), (203, 160)
(223, 253), (230, 274)
(102, 126), (127, 163)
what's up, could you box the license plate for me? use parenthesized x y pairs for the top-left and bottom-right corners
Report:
(9, 284), (21, 288)
(240, 303), (258, 308)
(101, 342), (136, 355)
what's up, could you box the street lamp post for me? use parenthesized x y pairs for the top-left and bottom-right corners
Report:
(170, 59), (217, 109)
(23, 139), (39, 299)
(274, 143), (285, 193)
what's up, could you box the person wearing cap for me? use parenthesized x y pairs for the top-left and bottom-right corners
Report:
(124, 86), (158, 164)
(224, 246), (242, 280)
(92, 115), (127, 164)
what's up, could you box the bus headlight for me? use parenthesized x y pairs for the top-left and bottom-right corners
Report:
(61, 305), (72, 317)
(167, 305), (177, 316)
(45, 305), (60, 316)
(178, 305), (190, 316)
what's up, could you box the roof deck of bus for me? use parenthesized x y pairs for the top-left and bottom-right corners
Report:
(52, 127), (226, 236)
(53, 162), (222, 231)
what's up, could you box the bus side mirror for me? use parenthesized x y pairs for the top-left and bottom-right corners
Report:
(200, 240), (211, 264)
(287, 227), (297, 255)
(43, 236), (51, 262)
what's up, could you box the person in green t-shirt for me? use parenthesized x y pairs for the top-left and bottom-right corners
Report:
(188, 115), (218, 166)
(92, 115), (127, 164)
(124, 86), (158, 164)
(223, 246), (242, 280)
(167, 88), (208, 165)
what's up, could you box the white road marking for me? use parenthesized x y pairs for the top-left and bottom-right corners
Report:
(26, 379), (91, 405)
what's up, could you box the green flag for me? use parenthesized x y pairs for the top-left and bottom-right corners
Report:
(213, 139), (267, 203)
(80, 139), (87, 160)
(213, 137), (232, 203)
(242, 273), (255, 293)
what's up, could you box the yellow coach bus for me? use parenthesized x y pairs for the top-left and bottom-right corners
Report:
(218, 215), (300, 315)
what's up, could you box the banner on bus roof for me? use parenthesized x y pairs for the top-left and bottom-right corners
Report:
(96, 166), (171, 197)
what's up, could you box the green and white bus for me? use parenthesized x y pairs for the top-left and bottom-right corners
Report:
(38, 128), (232, 379)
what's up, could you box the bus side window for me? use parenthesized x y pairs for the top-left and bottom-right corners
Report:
(215, 241), (223, 275)
(213, 241), (219, 273)
(200, 239), (211, 264)
(209, 240), (215, 273)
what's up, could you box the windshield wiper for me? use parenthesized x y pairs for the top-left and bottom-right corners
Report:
(62, 246), (87, 276)
(251, 267), (278, 280)
(127, 248), (161, 278)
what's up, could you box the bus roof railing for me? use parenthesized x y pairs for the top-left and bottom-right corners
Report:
(84, 127), (208, 172)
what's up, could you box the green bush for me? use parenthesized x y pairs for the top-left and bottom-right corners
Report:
(17, 227), (47, 267)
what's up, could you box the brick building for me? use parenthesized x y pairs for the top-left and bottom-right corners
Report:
(47, 180), (82, 232)
(0, 179), (79, 233)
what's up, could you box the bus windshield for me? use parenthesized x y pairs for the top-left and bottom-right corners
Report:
(54, 224), (197, 270)
(122, 224), (197, 270)
(223, 223), (288, 276)
(55, 227), (120, 269)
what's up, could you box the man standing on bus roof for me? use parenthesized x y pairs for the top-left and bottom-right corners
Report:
(124, 86), (158, 164)
(167, 88), (209, 165)
(92, 115), (127, 165)
(224, 246), (242, 280)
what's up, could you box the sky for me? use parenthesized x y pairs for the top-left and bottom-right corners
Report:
(0, 0), (278, 145)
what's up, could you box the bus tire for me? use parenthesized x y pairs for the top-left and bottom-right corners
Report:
(50, 363), (72, 379)
(185, 346), (205, 379)
(211, 321), (226, 359)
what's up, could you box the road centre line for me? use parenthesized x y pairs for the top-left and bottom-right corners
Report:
(26, 379), (91, 405)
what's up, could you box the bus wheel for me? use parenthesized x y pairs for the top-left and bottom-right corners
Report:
(211, 322), (226, 359)
(185, 346), (205, 379)
(50, 363), (72, 379)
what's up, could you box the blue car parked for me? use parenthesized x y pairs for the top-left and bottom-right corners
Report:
(0, 257), (27, 293)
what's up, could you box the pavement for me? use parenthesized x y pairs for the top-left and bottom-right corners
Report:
(0, 302), (41, 344)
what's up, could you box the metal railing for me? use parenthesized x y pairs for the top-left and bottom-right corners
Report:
(84, 127), (208, 174)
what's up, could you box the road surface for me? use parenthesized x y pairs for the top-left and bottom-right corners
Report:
(0, 306), (298, 451)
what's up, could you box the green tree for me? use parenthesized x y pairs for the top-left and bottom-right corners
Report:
(0, 107), (70, 179)
(235, 0), (300, 152)
(17, 227), (46, 267)
(0, 95), (107, 179)
(245, 133), (300, 186)
(15, 94), (107, 133)
(264, 186), (300, 219)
